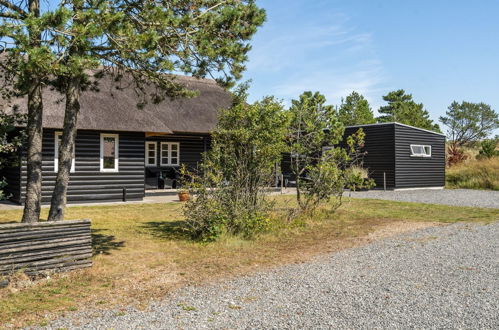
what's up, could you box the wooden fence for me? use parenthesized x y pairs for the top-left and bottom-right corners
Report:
(0, 219), (92, 276)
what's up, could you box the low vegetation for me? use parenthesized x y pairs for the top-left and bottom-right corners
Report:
(446, 157), (499, 190)
(0, 111), (26, 200)
(0, 197), (498, 327)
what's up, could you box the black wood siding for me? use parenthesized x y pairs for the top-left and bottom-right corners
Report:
(344, 125), (396, 189)
(17, 129), (146, 204)
(394, 124), (445, 188)
(280, 125), (396, 188)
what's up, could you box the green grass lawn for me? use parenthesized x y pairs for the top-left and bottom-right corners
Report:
(0, 196), (497, 327)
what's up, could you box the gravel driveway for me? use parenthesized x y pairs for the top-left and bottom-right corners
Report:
(347, 188), (499, 209)
(44, 221), (499, 329)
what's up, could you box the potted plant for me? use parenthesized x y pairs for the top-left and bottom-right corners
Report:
(178, 188), (190, 202)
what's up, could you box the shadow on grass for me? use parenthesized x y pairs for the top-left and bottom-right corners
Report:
(142, 220), (191, 241)
(91, 229), (125, 256)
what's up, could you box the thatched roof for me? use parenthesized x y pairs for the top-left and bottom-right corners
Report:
(0, 72), (232, 134)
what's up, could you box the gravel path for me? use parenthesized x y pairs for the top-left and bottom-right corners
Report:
(44, 221), (499, 329)
(347, 188), (499, 209)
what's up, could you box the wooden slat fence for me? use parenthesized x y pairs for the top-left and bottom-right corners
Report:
(0, 219), (92, 276)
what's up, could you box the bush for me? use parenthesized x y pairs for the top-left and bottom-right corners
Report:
(183, 91), (289, 241)
(477, 139), (499, 159)
(288, 91), (374, 213)
(183, 183), (273, 241)
(446, 145), (468, 166)
(345, 166), (372, 191)
(0, 179), (8, 201)
(0, 111), (26, 200)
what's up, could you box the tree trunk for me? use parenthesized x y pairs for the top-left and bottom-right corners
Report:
(48, 78), (81, 221)
(21, 82), (43, 223)
(21, 0), (43, 224)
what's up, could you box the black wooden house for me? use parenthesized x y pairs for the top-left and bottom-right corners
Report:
(1, 74), (231, 204)
(282, 122), (446, 190)
(343, 123), (445, 189)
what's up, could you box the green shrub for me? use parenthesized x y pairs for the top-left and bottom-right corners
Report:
(288, 92), (375, 213)
(477, 139), (499, 159)
(183, 89), (289, 241)
(1, 111), (26, 200)
(0, 178), (8, 201)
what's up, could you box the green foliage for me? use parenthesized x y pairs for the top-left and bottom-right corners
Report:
(183, 89), (288, 241)
(0, 0), (266, 100)
(288, 91), (374, 213)
(377, 89), (440, 132)
(0, 178), (8, 201)
(345, 166), (371, 191)
(288, 91), (341, 160)
(0, 110), (25, 156)
(440, 101), (499, 147)
(0, 111), (25, 200)
(338, 91), (375, 126)
(477, 139), (499, 159)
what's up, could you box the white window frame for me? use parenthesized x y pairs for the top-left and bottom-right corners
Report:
(160, 142), (180, 166)
(410, 144), (432, 157)
(100, 133), (119, 172)
(54, 132), (75, 173)
(145, 141), (157, 166)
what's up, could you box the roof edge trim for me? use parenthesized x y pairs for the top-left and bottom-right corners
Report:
(346, 122), (446, 137)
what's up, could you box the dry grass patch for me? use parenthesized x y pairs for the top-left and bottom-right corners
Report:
(446, 157), (499, 190)
(0, 197), (497, 327)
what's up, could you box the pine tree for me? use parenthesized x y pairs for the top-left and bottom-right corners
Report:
(338, 91), (375, 126)
(377, 89), (440, 132)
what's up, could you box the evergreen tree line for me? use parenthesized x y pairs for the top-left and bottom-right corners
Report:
(336, 89), (441, 130)
(336, 90), (498, 164)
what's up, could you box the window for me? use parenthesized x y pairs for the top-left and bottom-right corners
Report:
(54, 132), (75, 173)
(145, 142), (157, 166)
(100, 134), (119, 172)
(160, 142), (180, 166)
(410, 144), (431, 157)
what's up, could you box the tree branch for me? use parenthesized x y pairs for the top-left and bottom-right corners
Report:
(0, 11), (21, 19)
(0, 0), (27, 18)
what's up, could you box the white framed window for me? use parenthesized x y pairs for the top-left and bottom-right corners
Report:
(100, 133), (119, 172)
(54, 132), (75, 173)
(145, 142), (157, 166)
(160, 142), (180, 166)
(410, 144), (431, 157)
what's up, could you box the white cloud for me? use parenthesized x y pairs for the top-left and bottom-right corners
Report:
(245, 9), (390, 112)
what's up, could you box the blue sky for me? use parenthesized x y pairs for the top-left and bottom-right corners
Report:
(243, 0), (499, 124)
